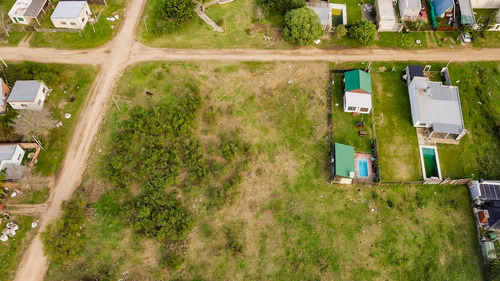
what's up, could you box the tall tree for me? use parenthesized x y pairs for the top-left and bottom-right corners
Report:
(12, 109), (58, 141)
(282, 7), (323, 46)
(349, 19), (377, 45)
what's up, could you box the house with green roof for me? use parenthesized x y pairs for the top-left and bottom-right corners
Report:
(344, 69), (373, 114)
(331, 143), (355, 184)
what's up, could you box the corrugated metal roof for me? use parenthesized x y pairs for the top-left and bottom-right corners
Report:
(0, 144), (18, 161)
(377, 0), (397, 21)
(458, 0), (475, 24)
(51, 1), (87, 19)
(413, 77), (465, 134)
(345, 70), (372, 94)
(334, 143), (355, 178)
(8, 80), (43, 102)
(310, 7), (331, 26)
(432, 0), (454, 17)
(24, 0), (47, 17)
(404, 0), (422, 11)
(345, 92), (372, 108)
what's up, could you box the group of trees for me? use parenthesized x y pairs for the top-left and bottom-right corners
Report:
(153, 0), (196, 34)
(263, 0), (376, 46)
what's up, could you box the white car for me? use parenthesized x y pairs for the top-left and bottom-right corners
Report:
(461, 33), (471, 43)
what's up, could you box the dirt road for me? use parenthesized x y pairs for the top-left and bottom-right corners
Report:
(3, 0), (500, 279)
(11, 0), (145, 279)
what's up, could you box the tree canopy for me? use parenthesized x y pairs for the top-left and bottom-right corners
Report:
(282, 7), (323, 46)
(154, 0), (196, 34)
(349, 19), (377, 45)
(261, 0), (305, 14)
(13, 109), (57, 141)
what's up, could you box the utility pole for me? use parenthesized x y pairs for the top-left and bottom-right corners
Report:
(0, 58), (7, 68)
(143, 15), (149, 34)
(445, 55), (454, 69)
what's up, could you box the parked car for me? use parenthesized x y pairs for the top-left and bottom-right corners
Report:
(461, 33), (471, 43)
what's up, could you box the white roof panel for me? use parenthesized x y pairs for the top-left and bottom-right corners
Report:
(51, 1), (87, 19)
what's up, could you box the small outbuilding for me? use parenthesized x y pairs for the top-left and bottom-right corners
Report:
(51, 1), (91, 30)
(343, 69), (372, 114)
(0, 144), (25, 171)
(8, 0), (47, 25)
(398, 0), (422, 22)
(331, 143), (355, 184)
(7, 80), (49, 111)
(0, 79), (10, 115)
(482, 241), (497, 261)
(375, 0), (402, 31)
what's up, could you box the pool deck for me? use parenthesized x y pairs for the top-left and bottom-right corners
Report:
(416, 128), (460, 145)
(354, 152), (375, 184)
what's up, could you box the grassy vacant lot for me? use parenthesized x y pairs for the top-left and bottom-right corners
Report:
(44, 61), (482, 280)
(28, 0), (127, 49)
(139, 0), (290, 49)
(1, 62), (97, 175)
(0, 216), (36, 281)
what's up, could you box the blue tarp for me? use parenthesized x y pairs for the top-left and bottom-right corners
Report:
(432, 0), (454, 17)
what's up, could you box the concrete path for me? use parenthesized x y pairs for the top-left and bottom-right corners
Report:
(196, 9), (224, 32)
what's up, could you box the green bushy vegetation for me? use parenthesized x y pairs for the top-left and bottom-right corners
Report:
(282, 7), (323, 46)
(42, 194), (88, 263)
(153, 0), (196, 34)
(261, 0), (305, 14)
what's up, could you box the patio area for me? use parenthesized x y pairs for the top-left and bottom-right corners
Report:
(354, 152), (376, 183)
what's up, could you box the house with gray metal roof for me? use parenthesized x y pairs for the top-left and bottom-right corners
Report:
(408, 76), (467, 142)
(51, 1), (91, 30)
(7, 80), (48, 111)
(0, 144), (25, 172)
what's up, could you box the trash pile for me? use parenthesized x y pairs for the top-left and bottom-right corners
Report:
(1, 220), (19, 242)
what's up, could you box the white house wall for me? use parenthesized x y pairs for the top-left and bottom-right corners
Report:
(408, 80), (421, 126)
(470, 0), (500, 8)
(52, 3), (90, 29)
(0, 145), (25, 171)
(9, 82), (48, 111)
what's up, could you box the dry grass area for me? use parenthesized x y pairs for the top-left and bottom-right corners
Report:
(45, 61), (482, 280)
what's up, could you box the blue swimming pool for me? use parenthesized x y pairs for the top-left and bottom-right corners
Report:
(358, 159), (369, 178)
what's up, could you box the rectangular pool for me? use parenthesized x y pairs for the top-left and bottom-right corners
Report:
(358, 159), (369, 178)
(419, 146), (442, 179)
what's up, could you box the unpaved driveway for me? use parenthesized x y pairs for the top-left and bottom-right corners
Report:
(2, 1), (500, 280)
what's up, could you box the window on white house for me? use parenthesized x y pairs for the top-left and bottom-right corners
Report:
(347, 106), (356, 111)
(18, 154), (21, 160)
(37, 99), (41, 106)
(360, 108), (369, 112)
(61, 21), (67, 25)
(71, 22), (77, 26)
(420, 123), (426, 126)
(21, 104), (27, 107)
(82, 17), (85, 22)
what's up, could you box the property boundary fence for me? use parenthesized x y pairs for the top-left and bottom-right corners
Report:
(34, 28), (80, 33)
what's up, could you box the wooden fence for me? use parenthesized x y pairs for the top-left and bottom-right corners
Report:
(423, 178), (471, 185)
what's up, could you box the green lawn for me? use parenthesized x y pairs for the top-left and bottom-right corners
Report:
(0, 216), (36, 281)
(1, 62), (97, 176)
(139, 0), (291, 49)
(331, 72), (373, 152)
(44, 61), (483, 280)
(29, 0), (127, 49)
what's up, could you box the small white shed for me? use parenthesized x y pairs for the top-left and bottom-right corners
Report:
(51, 1), (91, 30)
(398, 0), (421, 22)
(376, 0), (401, 31)
(7, 80), (49, 111)
(0, 144), (25, 171)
